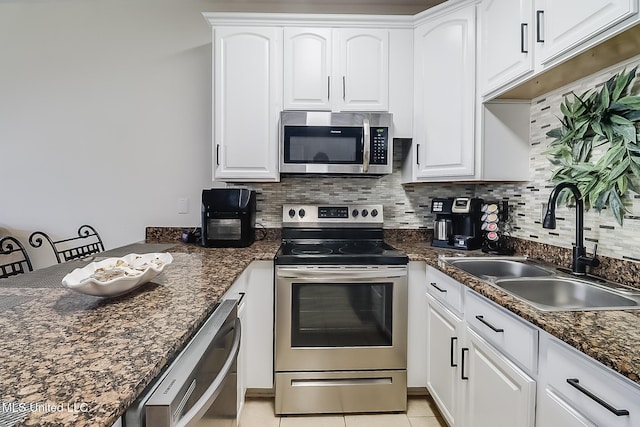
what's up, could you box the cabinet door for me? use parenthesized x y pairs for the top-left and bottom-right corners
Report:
(213, 27), (281, 182)
(538, 388), (597, 427)
(426, 294), (462, 427)
(463, 329), (536, 427)
(283, 28), (332, 110)
(407, 262), (427, 388)
(244, 261), (274, 389)
(478, 0), (534, 96)
(413, 5), (475, 180)
(535, 0), (637, 66)
(334, 29), (389, 112)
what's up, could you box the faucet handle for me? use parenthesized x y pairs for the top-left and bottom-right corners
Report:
(585, 243), (600, 268)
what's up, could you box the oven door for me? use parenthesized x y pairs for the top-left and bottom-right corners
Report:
(275, 265), (407, 372)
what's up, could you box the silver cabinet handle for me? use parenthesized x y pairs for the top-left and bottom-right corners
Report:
(363, 118), (370, 173)
(175, 318), (241, 427)
(342, 76), (346, 101)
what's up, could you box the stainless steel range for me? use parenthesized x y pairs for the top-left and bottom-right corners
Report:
(274, 204), (408, 415)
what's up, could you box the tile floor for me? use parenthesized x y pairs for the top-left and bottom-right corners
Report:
(239, 396), (448, 427)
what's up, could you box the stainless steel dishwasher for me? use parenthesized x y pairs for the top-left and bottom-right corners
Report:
(124, 299), (240, 427)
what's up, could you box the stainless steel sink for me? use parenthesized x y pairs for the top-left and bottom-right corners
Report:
(443, 257), (553, 279)
(494, 277), (640, 311)
(439, 256), (640, 311)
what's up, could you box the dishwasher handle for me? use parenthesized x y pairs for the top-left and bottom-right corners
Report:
(176, 318), (241, 427)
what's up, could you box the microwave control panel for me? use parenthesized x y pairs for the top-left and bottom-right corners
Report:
(370, 127), (389, 165)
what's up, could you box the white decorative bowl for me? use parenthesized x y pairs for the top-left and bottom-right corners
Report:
(61, 253), (173, 297)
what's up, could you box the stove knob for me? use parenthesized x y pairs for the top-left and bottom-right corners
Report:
(352, 209), (359, 217)
(361, 209), (369, 217)
(288, 208), (296, 218)
(298, 208), (306, 218)
(371, 209), (379, 217)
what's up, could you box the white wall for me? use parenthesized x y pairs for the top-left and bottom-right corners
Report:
(0, 0), (216, 267)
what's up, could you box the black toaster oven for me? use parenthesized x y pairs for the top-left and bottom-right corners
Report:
(201, 189), (256, 247)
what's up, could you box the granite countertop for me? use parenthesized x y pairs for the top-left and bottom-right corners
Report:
(391, 241), (640, 386)
(1, 237), (638, 426)
(0, 240), (279, 427)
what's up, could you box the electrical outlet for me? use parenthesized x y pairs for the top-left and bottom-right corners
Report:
(178, 198), (189, 214)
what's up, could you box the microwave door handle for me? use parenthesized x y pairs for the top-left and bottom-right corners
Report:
(174, 318), (241, 427)
(363, 118), (370, 173)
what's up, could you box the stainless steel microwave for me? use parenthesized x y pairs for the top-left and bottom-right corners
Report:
(280, 111), (393, 175)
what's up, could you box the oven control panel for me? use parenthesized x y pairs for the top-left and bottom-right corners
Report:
(283, 204), (383, 226)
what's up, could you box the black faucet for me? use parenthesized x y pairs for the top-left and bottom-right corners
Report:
(542, 182), (600, 275)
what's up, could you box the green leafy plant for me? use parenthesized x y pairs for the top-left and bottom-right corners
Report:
(545, 66), (640, 225)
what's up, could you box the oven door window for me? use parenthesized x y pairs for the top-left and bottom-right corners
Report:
(283, 126), (364, 164)
(291, 282), (392, 347)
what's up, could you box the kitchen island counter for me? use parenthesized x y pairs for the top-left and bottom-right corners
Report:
(0, 240), (279, 427)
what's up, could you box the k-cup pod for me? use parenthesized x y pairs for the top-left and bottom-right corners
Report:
(487, 231), (499, 241)
(486, 222), (498, 232)
(486, 213), (499, 223)
(486, 204), (499, 213)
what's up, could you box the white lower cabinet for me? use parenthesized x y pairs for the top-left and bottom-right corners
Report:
(424, 267), (640, 427)
(223, 260), (274, 414)
(425, 267), (536, 427)
(426, 293), (463, 426)
(408, 261), (428, 387)
(462, 328), (536, 427)
(537, 332), (640, 427)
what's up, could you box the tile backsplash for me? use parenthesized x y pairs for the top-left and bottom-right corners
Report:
(233, 54), (640, 263)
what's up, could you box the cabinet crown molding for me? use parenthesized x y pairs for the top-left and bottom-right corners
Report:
(202, 12), (415, 28)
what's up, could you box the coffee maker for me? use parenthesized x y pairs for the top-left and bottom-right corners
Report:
(431, 197), (483, 250)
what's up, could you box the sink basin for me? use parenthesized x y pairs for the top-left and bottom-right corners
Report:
(494, 277), (640, 311)
(444, 257), (553, 279)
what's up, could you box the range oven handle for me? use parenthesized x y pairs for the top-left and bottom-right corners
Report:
(276, 266), (407, 280)
(363, 118), (370, 173)
(175, 318), (241, 427)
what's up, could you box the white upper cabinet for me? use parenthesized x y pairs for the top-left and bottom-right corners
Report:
(212, 26), (282, 182)
(535, 0), (638, 67)
(478, 0), (639, 98)
(408, 3), (476, 181)
(336, 29), (389, 111)
(478, 0), (535, 96)
(283, 28), (389, 112)
(283, 28), (332, 110)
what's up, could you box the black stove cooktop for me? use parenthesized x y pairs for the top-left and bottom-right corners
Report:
(275, 240), (408, 265)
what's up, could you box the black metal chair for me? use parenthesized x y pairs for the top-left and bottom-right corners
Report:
(0, 236), (34, 278)
(29, 225), (105, 263)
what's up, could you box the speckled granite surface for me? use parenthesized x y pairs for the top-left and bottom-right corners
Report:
(1, 232), (639, 426)
(0, 240), (279, 427)
(390, 240), (640, 385)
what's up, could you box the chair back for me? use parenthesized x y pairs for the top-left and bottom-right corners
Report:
(0, 236), (33, 278)
(29, 225), (105, 263)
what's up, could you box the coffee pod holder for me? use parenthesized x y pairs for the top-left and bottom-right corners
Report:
(481, 201), (514, 255)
